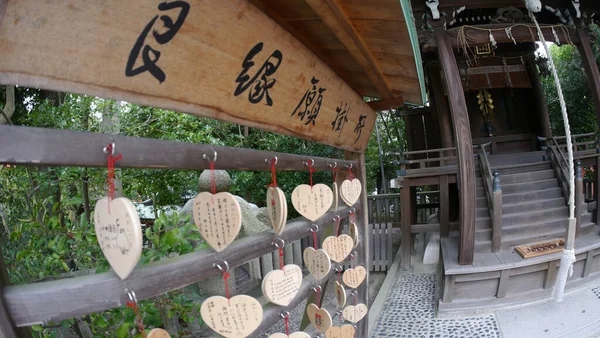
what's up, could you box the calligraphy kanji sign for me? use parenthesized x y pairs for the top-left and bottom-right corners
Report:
(0, 0), (376, 151)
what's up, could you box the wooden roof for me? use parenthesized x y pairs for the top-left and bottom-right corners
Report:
(250, 0), (426, 105)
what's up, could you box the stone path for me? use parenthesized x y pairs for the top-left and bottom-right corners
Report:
(370, 270), (500, 338)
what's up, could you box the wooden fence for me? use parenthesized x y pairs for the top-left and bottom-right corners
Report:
(0, 125), (370, 337)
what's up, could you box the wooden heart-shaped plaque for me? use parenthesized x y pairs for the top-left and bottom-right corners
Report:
(322, 235), (353, 263)
(93, 197), (142, 280)
(193, 192), (242, 252)
(334, 281), (346, 308)
(291, 184), (333, 221)
(266, 187), (287, 234)
(340, 179), (362, 206)
(262, 264), (302, 306)
(326, 325), (356, 338)
(201, 295), (263, 338)
(148, 328), (171, 338)
(269, 332), (310, 338)
(303, 247), (331, 280)
(342, 304), (368, 323)
(342, 266), (366, 289)
(307, 303), (333, 333)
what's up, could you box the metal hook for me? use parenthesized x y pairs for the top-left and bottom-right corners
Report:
(349, 207), (356, 214)
(332, 215), (341, 222)
(279, 311), (290, 319)
(334, 265), (344, 272)
(126, 288), (138, 304)
(271, 237), (285, 248)
(350, 251), (357, 258)
(213, 259), (229, 273)
(335, 309), (343, 316)
(350, 291), (358, 297)
(103, 142), (116, 156)
(203, 148), (218, 162)
(328, 161), (338, 169)
(311, 285), (322, 293)
(345, 163), (353, 170)
(265, 156), (278, 165)
(309, 224), (319, 233)
(303, 158), (315, 167)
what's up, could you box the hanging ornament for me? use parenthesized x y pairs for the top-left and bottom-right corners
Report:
(343, 266), (367, 289)
(292, 160), (333, 221)
(342, 304), (368, 323)
(340, 165), (362, 206)
(307, 296), (333, 333)
(488, 30), (497, 49)
(334, 280), (347, 308)
(148, 328), (171, 338)
(94, 143), (142, 280)
(201, 261), (263, 338)
(326, 325), (356, 338)
(266, 157), (288, 234)
(322, 234), (353, 263)
(192, 150), (242, 252)
(262, 239), (302, 306)
(303, 225), (332, 280)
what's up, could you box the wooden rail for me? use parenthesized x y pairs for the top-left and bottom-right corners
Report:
(477, 144), (502, 252)
(0, 124), (369, 337)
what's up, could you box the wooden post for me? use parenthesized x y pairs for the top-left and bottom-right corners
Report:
(401, 181), (412, 269)
(428, 64), (454, 149)
(492, 171), (503, 252)
(0, 247), (29, 338)
(439, 175), (449, 237)
(525, 57), (552, 138)
(434, 29), (476, 265)
(577, 29), (600, 130)
(575, 160), (583, 237)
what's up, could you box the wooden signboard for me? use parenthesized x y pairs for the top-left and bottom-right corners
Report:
(0, 0), (376, 152)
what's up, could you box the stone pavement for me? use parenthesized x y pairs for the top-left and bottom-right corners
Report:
(369, 265), (600, 338)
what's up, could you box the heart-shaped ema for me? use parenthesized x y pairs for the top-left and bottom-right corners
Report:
(307, 303), (332, 333)
(303, 247), (331, 280)
(322, 235), (353, 263)
(342, 304), (368, 323)
(326, 325), (356, 338)
(93, 197), (142, 280)
(261, 264), (302, 306)
(342, 266), (366, 289)
(147, 328), (171, 338)
(266, 187), (287, 234)
(348, 222), (359, 249)
(340, 179), (362, 206)
(334, 281), (346, 308)
(201, 295), (263, 338)
(269, 332), (310, 338)
(292, 184), (333, 221)
(193, 192), (242, 252)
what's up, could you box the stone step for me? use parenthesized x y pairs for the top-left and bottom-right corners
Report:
(499, 169), (555, 185)
(476, 197), (566, 218)
(488, 151), (546, 166)
(475, 221), (596, 252)
(475, 206), (568, 229)
(477, 187), (563, 208)
(493, 161), (552, 175)
(475, 178), (559, 198)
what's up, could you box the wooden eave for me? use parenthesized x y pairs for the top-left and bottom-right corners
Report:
(250, 0), (426, 106)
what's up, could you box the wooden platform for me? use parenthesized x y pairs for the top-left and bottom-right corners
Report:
(439, 229), (600, 315)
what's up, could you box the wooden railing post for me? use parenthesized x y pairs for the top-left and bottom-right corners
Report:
(576, 160), (583, 237)
(596, 153), (600, 225)
(401, 181), (412, 269)
(492, 171), (502, 252)
(439, 175), (449, 237)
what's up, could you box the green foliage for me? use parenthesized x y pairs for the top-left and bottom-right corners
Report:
(541, 24), (600, 136)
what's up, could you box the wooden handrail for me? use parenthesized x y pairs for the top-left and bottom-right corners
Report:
(552, 132), (596, 140)
(478, 145), (502, 252)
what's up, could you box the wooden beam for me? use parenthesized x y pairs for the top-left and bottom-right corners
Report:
(0, 0), (376, 152)
(400, 181), (412, 269)
(577, 28), (600, 129)
(0, 125), (356, 171)
(435, 29), (476, 266)
(367, 97), (405, 111)
(0, 243), (29, 337)
(4, 206), (356, 327)
(304, 0), (395, 99)
(423, 24), (580, 51)
(427, 63), (454, 149)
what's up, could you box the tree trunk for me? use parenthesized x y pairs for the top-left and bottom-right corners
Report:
(0, 85), (15, 125)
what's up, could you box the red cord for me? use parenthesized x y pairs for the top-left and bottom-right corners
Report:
(223, 271), (231, 305)
(332, 167), (340, 182)
(279, 247), (284, 271)
(270, 158), (278, 188)
(284, 315), (289, 336)
(335, 217), (340, 236)
(313, 231), (318, 250)
(105, 144), (122, 214)
(210, 160), (216, 195)
(347, 165), (354, 180)
(308, 161), (316, 189)
(126, 301), (146, 338)
(316, 289), (321, 306)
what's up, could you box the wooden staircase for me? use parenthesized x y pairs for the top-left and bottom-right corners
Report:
(474, 151), (595, 252)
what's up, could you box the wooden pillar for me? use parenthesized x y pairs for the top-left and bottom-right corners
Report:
(400, 182), (412, 269)
(434, 29), (476, 265)
(439, 175), (449, 237)
(525, 56), (552, 138)
(428, 64), (454, 149)
(577, 29), (600, 129)
(596, 156), (600, 225)
(0, 247), (29, 338)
